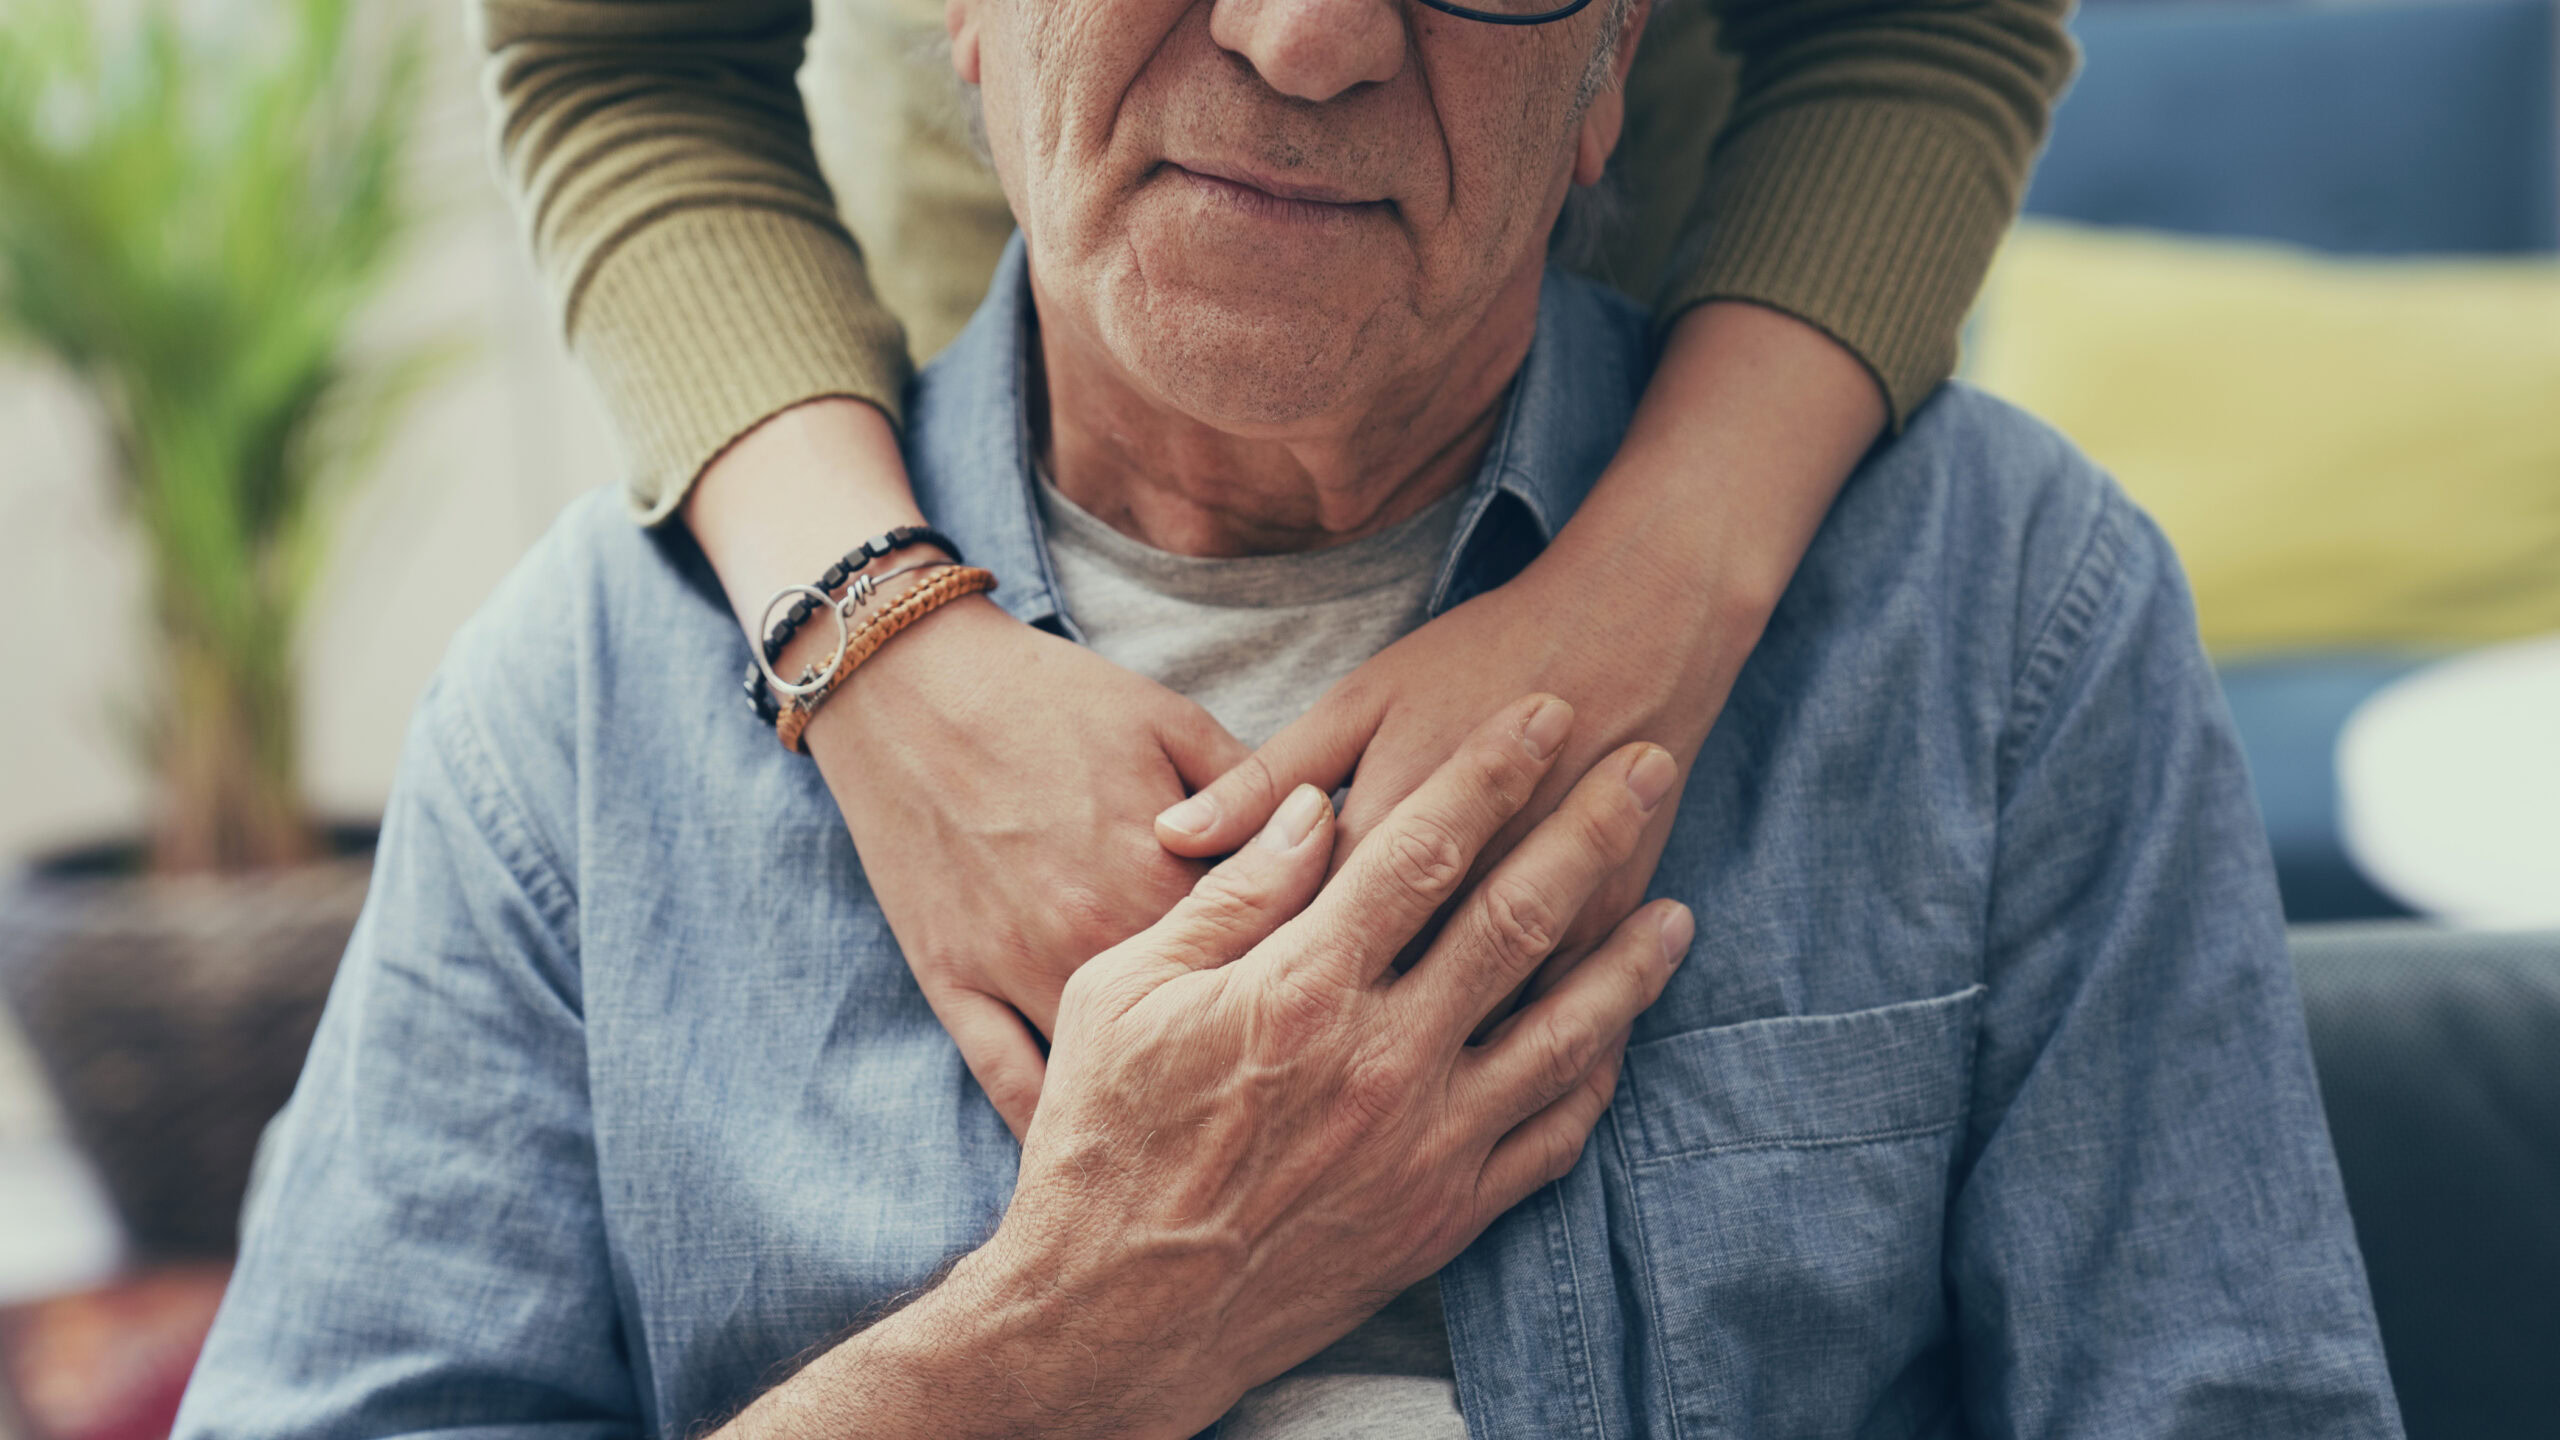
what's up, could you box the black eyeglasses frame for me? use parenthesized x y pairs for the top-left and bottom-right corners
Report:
(1411, 0), (1595, 25)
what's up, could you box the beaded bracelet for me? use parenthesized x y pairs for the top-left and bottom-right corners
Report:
(739, 525), (964, 726)
(773, 564), (1000, 753)
(749, 559), (956, 713)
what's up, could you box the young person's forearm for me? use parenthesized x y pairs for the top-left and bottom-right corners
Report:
(683, 398), (935, 636)
(1551, 299), (1886, 636)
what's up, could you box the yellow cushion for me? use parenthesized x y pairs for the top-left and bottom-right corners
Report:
(1966, 221), (2560, 656)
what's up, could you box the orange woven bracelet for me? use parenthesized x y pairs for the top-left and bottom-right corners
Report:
(775, 564), (998, 754)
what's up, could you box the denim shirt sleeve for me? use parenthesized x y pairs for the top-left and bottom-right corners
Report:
(1950, 490), (2402, 1437)
(172, 675), (638, 1440)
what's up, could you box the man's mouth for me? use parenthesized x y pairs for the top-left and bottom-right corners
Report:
(1159, 161), (1393, 224)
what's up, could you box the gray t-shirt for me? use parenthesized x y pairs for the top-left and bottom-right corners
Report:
(1036, 478), (1465, 750)
(1037, 477), (1471, 1438)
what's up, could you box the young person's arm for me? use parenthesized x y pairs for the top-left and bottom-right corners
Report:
(479, 0), (1252, 1128)
(682, 401), (1248, 1130)
(475, 0), (2074, 1134)
(1160, 0), (2077, 984)
(1160, 299), (1881, 982)
(476, 0), (907, 523)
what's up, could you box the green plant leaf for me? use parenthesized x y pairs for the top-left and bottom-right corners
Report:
(0, 0), (440, 871)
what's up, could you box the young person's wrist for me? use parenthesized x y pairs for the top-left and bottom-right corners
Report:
(684, 397), (933, 626)
(683, 397), (1001, 738)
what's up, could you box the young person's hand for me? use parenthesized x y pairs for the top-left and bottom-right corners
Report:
(801, 598), (1244, 1133)
(1155, 301), (1885, 1009)
(684, 399), (1245, 1139)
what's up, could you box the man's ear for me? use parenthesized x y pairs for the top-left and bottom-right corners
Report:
(1572, 0), (1647, 187)
(948, 0), (982, 84)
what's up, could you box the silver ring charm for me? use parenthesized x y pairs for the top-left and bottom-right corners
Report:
(752, 584), (851, 701)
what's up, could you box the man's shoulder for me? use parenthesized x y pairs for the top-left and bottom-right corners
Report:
(1805, 382), (2169, 694)
(416, 486), (741, 846)
(1544, 266), (1651, 347)
(438, 485), (728, 699)
(1538, 267), (1655, 401)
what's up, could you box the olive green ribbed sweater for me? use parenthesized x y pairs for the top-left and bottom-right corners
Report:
(473, 0), (2076, 524)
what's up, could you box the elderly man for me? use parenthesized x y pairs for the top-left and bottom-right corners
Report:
(178, 0), (2402, 1436)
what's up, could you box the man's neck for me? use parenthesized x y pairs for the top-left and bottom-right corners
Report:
(1029, 265), (1543, 559)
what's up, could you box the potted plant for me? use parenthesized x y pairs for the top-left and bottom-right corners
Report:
(0, 0), (441, 1259)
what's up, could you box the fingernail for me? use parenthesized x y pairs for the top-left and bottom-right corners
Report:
(1626, 746), (1678, 812)
(1521, 697), (1573, 760)
(1159, 792), (1218, 838)
(1258, 784), (1328, 851)
(1657, 904), (1694, 966)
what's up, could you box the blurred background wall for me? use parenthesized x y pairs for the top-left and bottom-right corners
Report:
(0, 7), (619, 864)
(0, 11), (619, 1428)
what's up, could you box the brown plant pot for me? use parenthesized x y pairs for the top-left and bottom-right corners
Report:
(0, 827), (373, 1261)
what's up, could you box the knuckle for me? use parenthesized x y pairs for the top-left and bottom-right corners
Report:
(1264, 961), (1343, 1037)
(1480, 877), (1562, 964)
(1541, 1127), (1590, 1184)
(1051, 880), (1128, 950)
(1535, 1019), (1601, 1099)
(1180, 867), (1265, 936)
(1331, 674), (1384, 716)
(1569, 790), (1642, 863)
(1338, 1046), (1412, 1131)
(1460, 740), (1535, 810)
(1055, 959), (1110, 1017)
(1233, 750), (1276, 803)
(1385, 821), (1469, 903)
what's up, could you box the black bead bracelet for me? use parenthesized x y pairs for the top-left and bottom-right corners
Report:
(740, 525), (966, 726)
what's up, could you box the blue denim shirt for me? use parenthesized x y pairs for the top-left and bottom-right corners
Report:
(179, 242), (2401, 1440)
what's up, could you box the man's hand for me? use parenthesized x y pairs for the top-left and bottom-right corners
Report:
(726, 696), (1691, 1440)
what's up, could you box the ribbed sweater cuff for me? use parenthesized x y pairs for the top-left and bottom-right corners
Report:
(1660, 102), (2014, 432)
(569, 207), (913, 525)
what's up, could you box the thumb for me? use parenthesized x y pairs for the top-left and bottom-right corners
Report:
(1155, 687), (1380, 857)
(1141, 783), (1336, 971)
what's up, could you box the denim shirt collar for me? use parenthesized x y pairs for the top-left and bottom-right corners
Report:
(902, 232), (1653, 638)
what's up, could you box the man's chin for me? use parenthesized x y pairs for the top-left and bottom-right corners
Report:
(1127, 229), (1397, 325)
(1090, 253), (1400, 429)
(1101, 293), (1385, 431)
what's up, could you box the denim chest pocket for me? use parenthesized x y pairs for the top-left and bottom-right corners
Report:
(1615, 986), (1984, 1440)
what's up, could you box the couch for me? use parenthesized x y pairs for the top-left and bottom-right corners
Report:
(2025, 0), (2559, 922)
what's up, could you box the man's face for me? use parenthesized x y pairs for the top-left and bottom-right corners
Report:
(952, 0), (1635, 432)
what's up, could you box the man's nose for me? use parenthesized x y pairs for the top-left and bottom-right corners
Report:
(1209, 0), (1406, 103)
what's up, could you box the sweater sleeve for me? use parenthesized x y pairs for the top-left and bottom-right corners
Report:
(473, 0), (913, 524)
(1648, 0), (2077, 429)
